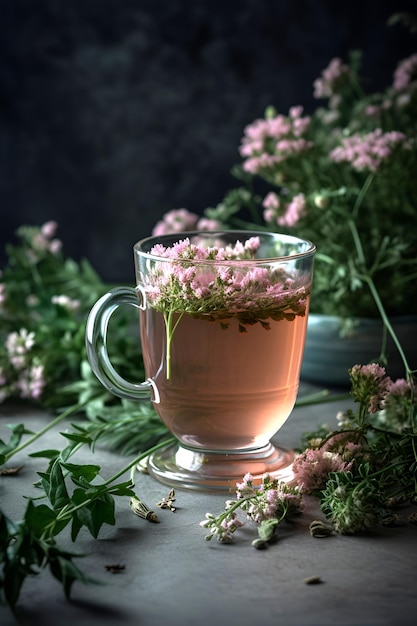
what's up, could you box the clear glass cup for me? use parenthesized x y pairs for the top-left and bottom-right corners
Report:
(85, 231), (316, 490)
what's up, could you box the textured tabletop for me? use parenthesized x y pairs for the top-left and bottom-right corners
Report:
(1, 383), (416, 626)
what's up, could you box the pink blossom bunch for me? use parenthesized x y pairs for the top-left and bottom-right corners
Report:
(152, 208), (222, 236)
(239, 106), (312, 175)
(5, 329), (36, 369)
(349, 363), (392, 413)
(375, 376), (415, 431)
(2, 329), (46, 402)
(313, 57), (352, 99)
(144, 236), (309, 321)
(262, 191), (306, 227)
(184, 47), (417, 321)
(0, 278), (5, 307)
(387, 377), (412, 397)
(329, 128), (407, 172)
(292, 447), (355, 495)
(235, 472), (302, 523)
(15, 361), (45, 400)
(393, 53), (417, 91)
(200, 472), (302, 544)
(199, 510), (244, 543)
(292, 427), (366, 496)
(150, 235), (260, 261)
(31, 221), (62, 256)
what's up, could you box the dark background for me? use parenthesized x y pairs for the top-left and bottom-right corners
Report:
(1, 0), (416, 282)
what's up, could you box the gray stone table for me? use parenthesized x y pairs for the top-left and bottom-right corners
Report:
(1, 383), (416, 626)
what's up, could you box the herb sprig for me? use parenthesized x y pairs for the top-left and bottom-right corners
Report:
(0, 408), (173, 611)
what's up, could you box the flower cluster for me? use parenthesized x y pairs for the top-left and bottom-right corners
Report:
(188, 41), (417, 320)
(1, 329), (45, 402)
(292, 437), (360, 495)
(0, 222), (125, 407)
(235, 472), (302, 523)
(200, 473), (302, 545)
(152, 208), (222, 236)
(206, 362), (416, 542)
(145, 235), (310, 326)
(143, 234), (311, 379)
(293, 363), (416, 533)
(349, 363), (392, 414)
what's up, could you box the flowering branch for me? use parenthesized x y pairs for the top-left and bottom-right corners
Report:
(200, 473), (302, 546)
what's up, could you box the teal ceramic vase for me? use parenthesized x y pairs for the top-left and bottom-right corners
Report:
(300, 314), (417, 388)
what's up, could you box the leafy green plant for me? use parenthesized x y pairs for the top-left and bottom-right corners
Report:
(0, 418), (173, 610)
(154, 20), (417, 320)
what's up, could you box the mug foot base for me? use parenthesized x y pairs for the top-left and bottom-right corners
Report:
(145, 441), (296, 492)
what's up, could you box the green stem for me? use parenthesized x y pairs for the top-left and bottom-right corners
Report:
(362, 275), (411, 373)
(4, 401), (88, 462)
(163, 310), (184, 380)
(295, 390), (351, 407)
(352, 173), (374, 220)
(53, 437), (176, 524)
(348, 217), (410, 373)
(102, 436), (175, 487)
(347, 215), (415, 427)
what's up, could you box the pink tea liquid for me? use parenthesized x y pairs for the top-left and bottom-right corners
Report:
(140, 302), (309, 452)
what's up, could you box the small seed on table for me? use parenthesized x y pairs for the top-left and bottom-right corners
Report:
(303, 575), (323, 585)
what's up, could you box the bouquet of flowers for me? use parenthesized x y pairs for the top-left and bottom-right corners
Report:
(155, 43), (417, 320)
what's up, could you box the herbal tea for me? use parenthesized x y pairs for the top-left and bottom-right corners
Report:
(86, 230), (315, 489)
(140, 303), (309, 451)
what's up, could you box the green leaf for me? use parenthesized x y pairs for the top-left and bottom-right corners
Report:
(70, 512), (84, 542)
(24, 501), (69, 538)
(257, 518), (279, 541)
(48, 548), (99, 600)
(71, 489), (116, 538)
(87, 495), (116, 538)
(0, 423), (34, 456)
(48, 460), (70, 510)
(29, 449), (61, 460)
(2, 561), (27, 610)
(60, 432), (94, 445)
(0, 509), (18, 555)
(61, 462), (101, 483)
(107, 480), (136, 498)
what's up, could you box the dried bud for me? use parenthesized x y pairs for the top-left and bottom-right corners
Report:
(309, 519), (334, 537)
(130, 497), (159, 522)
(314, 194), (329, 209)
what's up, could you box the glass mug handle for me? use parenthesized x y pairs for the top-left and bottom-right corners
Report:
(85, 286), (160, 403)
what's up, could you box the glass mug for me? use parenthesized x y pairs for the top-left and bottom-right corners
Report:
(85, 231), (315, 491)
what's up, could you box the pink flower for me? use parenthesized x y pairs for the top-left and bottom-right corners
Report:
(152, 209), (199, 236)
(196, 217), (222, 231)
(41, 221), (58, 238)
(387, 378), (411, 397)
(329, 129), (407, 172)
(49, 239), (62, 254)
(293, 448), (354, 494)
(239, 107), (312, 176)
(277, 193), (306, 227)
(349, 363), (392, 413)
(15, 362), (45, 400)
(262, 192), (280, 210)
(393, 53), (417, 91)
(313, 57), (351, 99)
